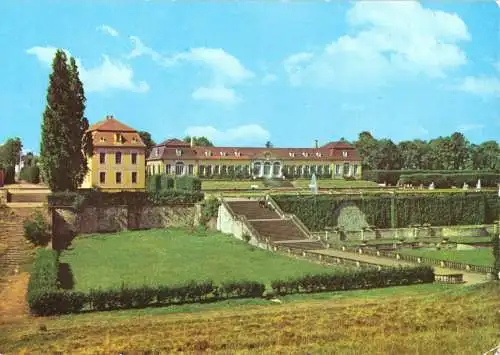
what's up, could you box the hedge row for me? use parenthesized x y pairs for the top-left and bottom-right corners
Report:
(48, 189), (204, 209)
(363, 169), (500, 186)
(146, 175), (201, 193)
(27, 247), (435, 316)
(273, 192), (500, 230)
(399, 172), (500, 188)
(19, 166), (40, 184)
(271, 266), (434, 295)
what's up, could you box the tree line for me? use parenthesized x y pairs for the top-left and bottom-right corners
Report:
(355, 131), (499, 171)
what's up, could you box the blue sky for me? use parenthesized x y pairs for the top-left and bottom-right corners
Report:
(0, 1), (499, 153)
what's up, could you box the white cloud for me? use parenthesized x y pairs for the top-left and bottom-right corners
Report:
(97, 25), (119, 37)
(185, 124), (270, 145)
(284, 1), (470, 90)
(192, 86), (240, 105)
(261, 73), (278, 85)
(27, 46), (148, 93)
(128, 37), (254, 103)
(457, 123), (484, 132)
(454, 76), (500, 97)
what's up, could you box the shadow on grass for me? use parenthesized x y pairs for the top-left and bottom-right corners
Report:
(58, 262), (74, 290)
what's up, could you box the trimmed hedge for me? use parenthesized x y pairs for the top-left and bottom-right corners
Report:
(23, 210), (51, 246)
(146, 175), (161, 192)
(175, 176), (201, 192)
(20, 166), (40, 184)
(363, 169), (500, 187)
(399, 172), (500, 188)
(48, 190), (204, 209)
(273, 192), (500, 230)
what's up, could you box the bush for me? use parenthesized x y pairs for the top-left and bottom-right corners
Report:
(29, 290), (87, 316)
(175, 176), (202, 192)
(219, 280), (265, 299)
(23, 210), (51, 246)
(20, 166), (40, 184)
(200, 197), (220, 226)
(27, 249), (61, 315)
(146, 175), (161, 192)
(160, 175), (175, 190)
(270, 266), (434, 296)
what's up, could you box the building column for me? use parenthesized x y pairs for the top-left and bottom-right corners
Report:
(259, 163), (264, 177)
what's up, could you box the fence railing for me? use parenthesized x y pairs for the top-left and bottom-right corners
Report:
(334, 245), (494, 274)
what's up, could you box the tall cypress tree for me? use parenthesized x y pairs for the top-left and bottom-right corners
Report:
(40, 50), (90, 191)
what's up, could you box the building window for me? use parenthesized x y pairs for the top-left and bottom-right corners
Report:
(353, 164), (358, 176)
(116, 172), (122, 184)
(342, 151), (348, 158)
(131, 153), (137, 164)
(343, 163), (350, 176)
(253, 162), (261, 176)
(176, 149), (182, 157)
(175, 162), (185, 176)
(214, 165), (220, 175)
(99, 172), (106, 184)
(272, 162), (281, 176)
(115, 152), (122, 164)
(206, 165), (212, 176)
(199, 165), (205, 176)
(132, 172), (137, 184)
(317, 165), (323, 176)
(335, 164), (341, 176)
(263, 162), (271, 176)
(324, 165), (330, 176)
(99, 152), (106, 164)
(165, 164), (171, 174)
(188, 164), (194, 175)
(221, 165), (227, 175)
(303, 165), (310, 176)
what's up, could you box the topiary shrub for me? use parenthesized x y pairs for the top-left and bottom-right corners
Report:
(3, 165), (15, 184)
(23, 210), (51, 246)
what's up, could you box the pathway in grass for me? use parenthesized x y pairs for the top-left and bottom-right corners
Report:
(397, 247), (494, 267)
(60, 228), (354, 292)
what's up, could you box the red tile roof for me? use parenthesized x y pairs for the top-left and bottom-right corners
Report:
(148, 140), (360, 162)
(88, 115), (145, 148)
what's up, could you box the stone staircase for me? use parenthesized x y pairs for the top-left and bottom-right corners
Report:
(225, 200), (324, 250)
(7, 192), (48, 203)
(0, 207), (41, 283)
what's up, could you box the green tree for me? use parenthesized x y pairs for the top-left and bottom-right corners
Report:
(493, 229), (500, 280)
(40, 50), (90, 192)
(449, 132), (470, 170)
(139, 131), (156, 157)
(355, 131), (378, 170)
(0, 137), (22, 167)
(265, 141), (273, 148)
(183, 136), (214, 147)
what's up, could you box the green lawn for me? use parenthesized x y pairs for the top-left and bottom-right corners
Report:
(60, 228), (354, 292)
(201, 180), (264, 189)
(292, 179), (379, 188)
(398, 247), (494, 267)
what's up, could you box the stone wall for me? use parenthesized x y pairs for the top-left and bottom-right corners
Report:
(53, 204), (197, 236)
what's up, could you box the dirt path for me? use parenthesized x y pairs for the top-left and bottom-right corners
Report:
(314, 249), (488, 285)
(0, 272), (30, 325)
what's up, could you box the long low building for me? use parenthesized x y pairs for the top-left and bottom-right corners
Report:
(146, 138), (362, 179)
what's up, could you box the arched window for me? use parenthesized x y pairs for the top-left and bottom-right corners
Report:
(263, 162), (271, 176)
(272, 162), (281, 176)
(253, 162), (261, 176)
(175, 162), (185, 176)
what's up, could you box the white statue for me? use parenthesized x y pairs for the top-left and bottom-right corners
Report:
(462, 182), (468, 190)
(309, 173), (318, 195)
(429, 182), (435, 190)
(476, 179), (481, 191)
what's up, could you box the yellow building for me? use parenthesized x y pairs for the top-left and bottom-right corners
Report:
(146, 138), (362, 179)
(81, 115), (146, 191)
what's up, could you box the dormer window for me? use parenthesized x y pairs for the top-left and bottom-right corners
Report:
(114, 133), (124, 143)
(205, 151), (212, 157)
(289, 152), (295, 157)
(316, 152), (322, 157)
(176, 149), (182, 156)
(342, 151), (348, 158)
(302, 152), (309, 157)
(220, 151), (226, 157)
(100, 137), (105, 143)
(234, 151), (240, 157)
(132, 137), (137, 143)
(154, 148), (159, 156)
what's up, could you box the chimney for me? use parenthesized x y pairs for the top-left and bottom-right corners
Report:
(314, 139), (319, 148)
(190, 137), (194, 147)
(106, 115), (113, 120)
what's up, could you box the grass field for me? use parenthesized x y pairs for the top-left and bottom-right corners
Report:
(292, 179), (379, 188)
(1, 282), (498, 353)
(398, 247), (494, 267)
(59, 228), (354, 291)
